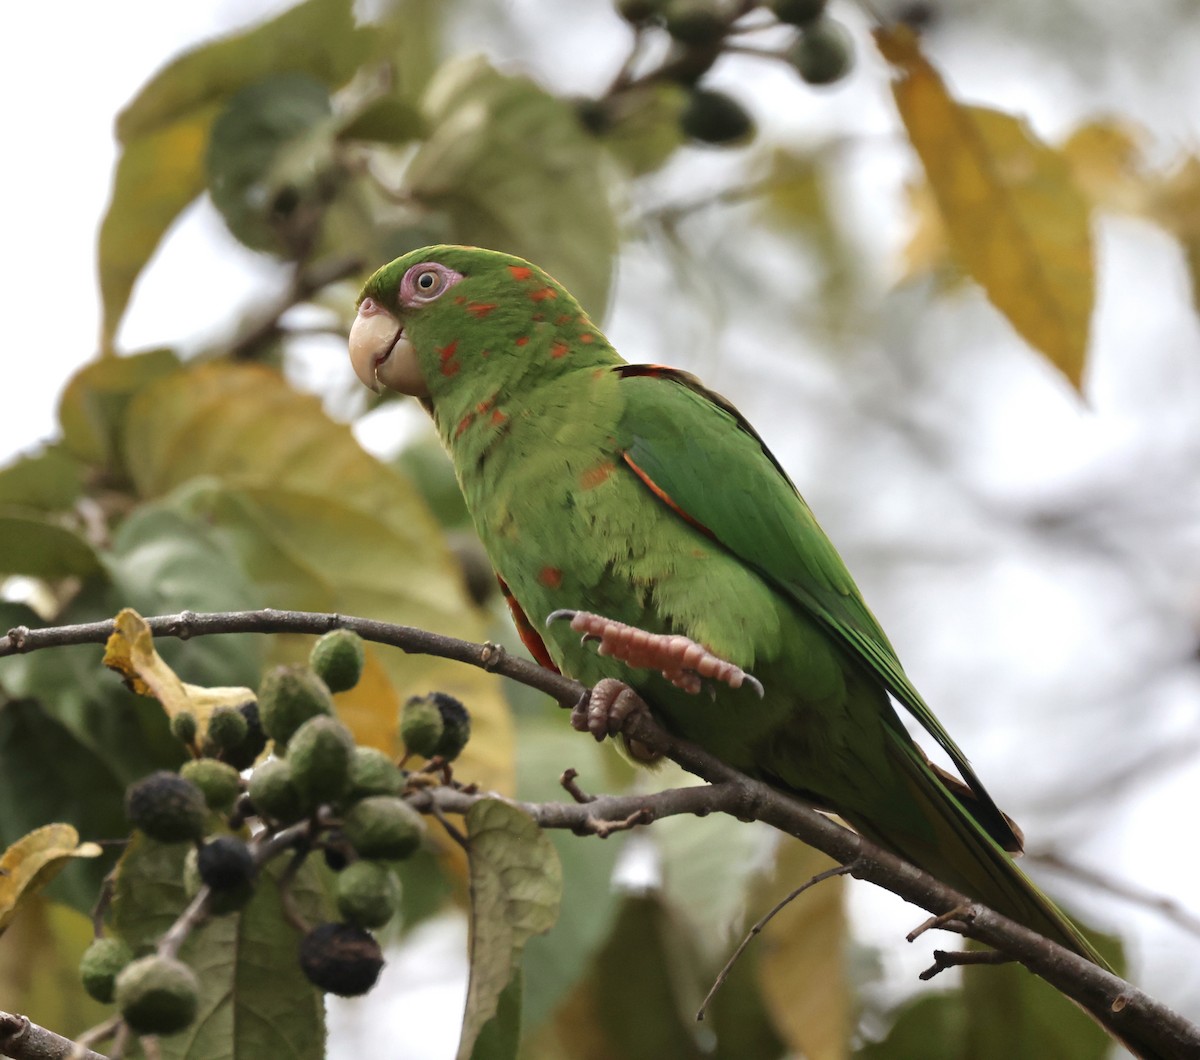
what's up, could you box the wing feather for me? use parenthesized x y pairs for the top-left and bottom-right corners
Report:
(614, 365), (1021, 853)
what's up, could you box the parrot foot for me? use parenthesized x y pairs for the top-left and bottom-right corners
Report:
(572, 677), (648, 740)
(546, 609), (764, 698)
(572, 678), (661, 763)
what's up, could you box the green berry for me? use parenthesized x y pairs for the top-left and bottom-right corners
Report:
(169, 711), (198, 746)
(205, 705), (250, 753)
(258, 665), (335, 748)
(335, 860), (401, 929)
(222, 700), (268, 770)
(124, 771), (207, 844)
(309, 629), (366, 693)
(769, 0), (825, 26)
(288, 715), (355, 808)
(789, 18), (854, 85)
(79, 937), (134, 1004)
(680, 87), (754, 145)
(343, 796), (424, 861)
(298, 923), (384, 997)
(401, 692), (471, 762)
(347, 747), (404, 801)
(115, 955), (200, 1036)
(399, 696), (443, 759)
(663, 0), (729, 45)
(247, 757), (305, 824)
(198, 836), (256, 891)
(180, 759), (241, 811)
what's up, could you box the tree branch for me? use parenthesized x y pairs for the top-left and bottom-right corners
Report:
(3, 608), (1198, 1056)
(0, 1012), (107, 1060)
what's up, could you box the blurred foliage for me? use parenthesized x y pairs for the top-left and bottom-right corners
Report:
(10, 0), (1199, 1054)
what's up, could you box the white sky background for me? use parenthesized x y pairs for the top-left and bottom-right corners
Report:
(6, 0), (1200, 1054)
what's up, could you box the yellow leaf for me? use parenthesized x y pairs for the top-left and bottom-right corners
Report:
(97, 106), (218, 353)
(103, 607), (255, 737)
(1150, 156), (1200, 316)
(0, 899), (109, 1036)
(754, 842), (849, 1060)
(1061, 119), (1151, 214)
(0, 825), (102, 935)
(876, 26), (1094, 390)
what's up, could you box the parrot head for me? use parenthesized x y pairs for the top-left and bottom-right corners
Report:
(348, 245), (614, 400)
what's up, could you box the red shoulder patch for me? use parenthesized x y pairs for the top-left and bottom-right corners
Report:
(508, 265), (533, 281)
(498, 575), (560, 673)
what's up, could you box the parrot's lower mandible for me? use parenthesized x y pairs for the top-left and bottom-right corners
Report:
(348, 246), (1106, 979)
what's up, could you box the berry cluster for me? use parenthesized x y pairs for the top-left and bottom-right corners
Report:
(79, 628), (472, 1038)
(585, 0), (855, 147)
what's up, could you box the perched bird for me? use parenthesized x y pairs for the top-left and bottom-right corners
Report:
(348, 245), (1099, 966)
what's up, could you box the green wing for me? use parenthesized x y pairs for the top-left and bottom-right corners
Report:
(614, 365), (1020, 852)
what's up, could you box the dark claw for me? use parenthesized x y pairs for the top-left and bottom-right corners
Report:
(569, 690), (591, 734)
(545, 608), (578, 627)
(744, 673), (765, 699)
(579, 633), (602, 648)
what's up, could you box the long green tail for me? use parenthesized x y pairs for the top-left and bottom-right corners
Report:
(839, 731), (1180, 1059)
(848, 728), (1106, 963)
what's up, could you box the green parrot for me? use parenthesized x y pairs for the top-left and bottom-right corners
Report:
(348, 245), (1103, 975)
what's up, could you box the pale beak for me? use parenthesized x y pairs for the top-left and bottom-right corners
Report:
(348, 298), (428, 397)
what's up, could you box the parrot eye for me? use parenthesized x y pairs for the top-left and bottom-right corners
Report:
(399, 261), (463, 306)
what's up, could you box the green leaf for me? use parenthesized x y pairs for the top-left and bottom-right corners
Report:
(57, 348), (181, 470)
(653, 768), (770, 966)
(861, 925), (1123, 1060)
(108, 835), (190, 950)
(98, 111), (217, 352)
(122, 361), (514, 793)
(0, 511), (100, 579)
(100, 0), (371, 349)
(0, 697), (129, 912)
(0, 446), (86, 512)
(561, 894), (707, 1060)
(595, 82), (689, 176)
(111, 837), (332, 1060)
(107, 504), (264, 688)
(340, 95), (425, 145)
(515, 716), (623, 1033)
(0, 596), (184, 793)
(116, 0), (368, 141)
(408, 57), (619, 318)
(206, 73), (337, 255)
(459, 800), (561, 1060)
(470, 967), (523, 1060)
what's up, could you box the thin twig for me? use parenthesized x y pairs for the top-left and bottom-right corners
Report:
(907, 902), (976, 943)
(560, 768), (595, 804)
(696, 862), (853, 1021)
(428, 803), (469, 850)
(920, 948), (1014, 981)
(75, 1016), (121, 1051)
